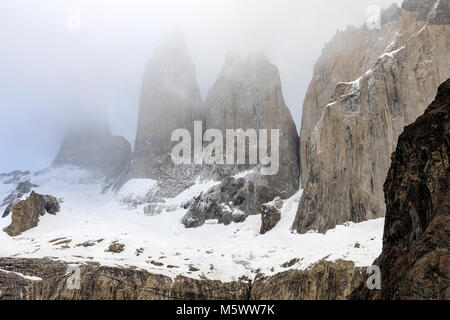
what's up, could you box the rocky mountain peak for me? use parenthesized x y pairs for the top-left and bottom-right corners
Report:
(52, 115), (132, 188)
(149, 33), (200, 102)
(206, 52), (291, 135)
(124, 34), (204, 197)
(181, 53), (300, 228)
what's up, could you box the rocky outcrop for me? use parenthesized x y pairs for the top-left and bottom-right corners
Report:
(182, 175), (273, 228)
(0, 258), (366, 300)
(3, 191), (60, 236)
(381, 3), (403, 25)
(251, 260), (365, 300)
(1, 180), (38, 218)
(53, 119), (132, 187)
(352, 79), (449, 300)
(294, 1), (450, 233)
(260, 197), (283, 234)
(126, 33), (204, 197)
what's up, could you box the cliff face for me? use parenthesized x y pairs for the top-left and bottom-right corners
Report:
(379, 78), (449, 299)
(251, 260), (364, 300)
(352, 78), (450, 300)
(204, 53), (299, 195)
(294, 1), (450, 233)
(0, 258), (364, 300)
(181, 54), (299, 227)
(124, 41), (299, 224)
(53, 119), (132, 186)
(126, 33), (204, 196)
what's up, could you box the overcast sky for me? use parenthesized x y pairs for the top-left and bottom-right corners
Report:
(0, 0), (401, 173)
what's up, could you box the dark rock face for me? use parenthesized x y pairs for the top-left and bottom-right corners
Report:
(260, 197), (282, 234)
(42, 195), (60, 215)
(3, 191), (60, 236)
(53, 120), (132, 185)
(1, 202), (15, 218)
(0, 258), (366, 300)
(379, 79), (450, 299)
(430, 0), (450, 25)
(182, 193), (217, 228)
(402, 0), (450, 24)
(352, 79), (450, 300)
(105, 242), (125, 254)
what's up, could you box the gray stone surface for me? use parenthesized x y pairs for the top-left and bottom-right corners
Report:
(126, 33), (204, 196)
(294, 2), (450, 233)
(4, 191), (60, 236)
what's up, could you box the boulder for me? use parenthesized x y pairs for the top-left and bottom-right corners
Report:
(4, 191), (60, 236)
(260, 197), (283, 234)
(0, 170), (30, 185)
(106, 242), (125, 254)
(251, 260), (365, 300)
(42, 195), (60, 215)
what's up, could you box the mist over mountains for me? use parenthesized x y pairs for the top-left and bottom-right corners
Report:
(0, 0), (448, 301)
(0, 0), (401, 173)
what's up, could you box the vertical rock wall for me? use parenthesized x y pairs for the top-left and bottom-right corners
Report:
(294, 2), (450, 233)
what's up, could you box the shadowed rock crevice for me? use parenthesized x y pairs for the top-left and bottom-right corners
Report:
(181, 53), (300, 228)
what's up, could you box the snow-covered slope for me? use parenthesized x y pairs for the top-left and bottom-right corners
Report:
(0, 166), (383, 281)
